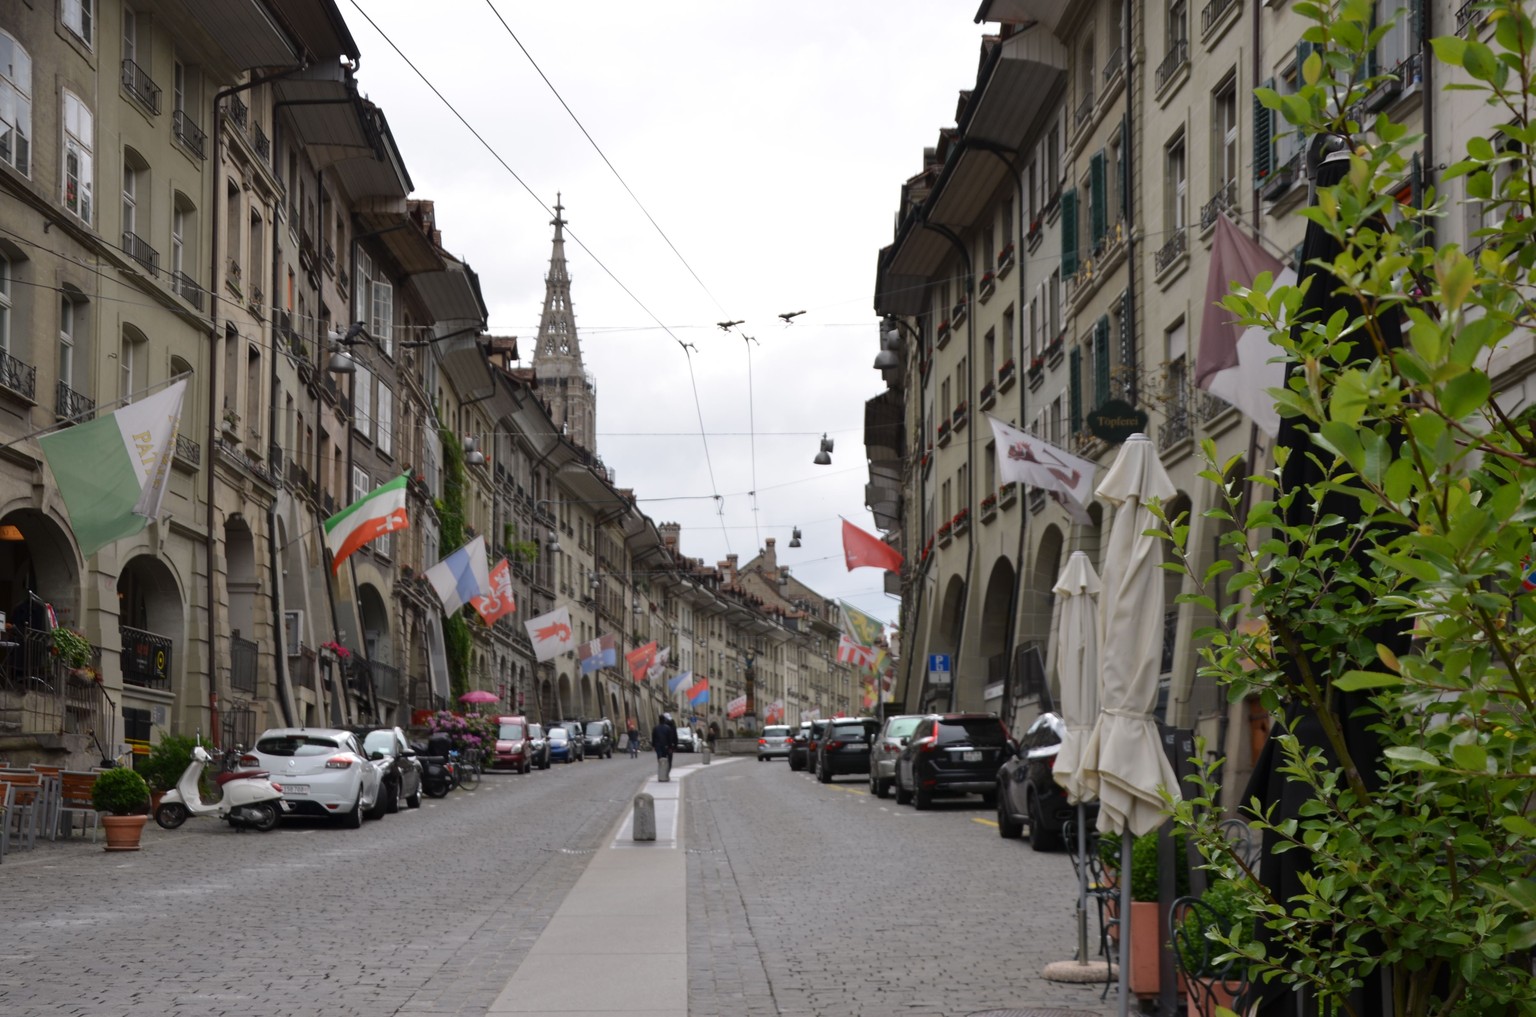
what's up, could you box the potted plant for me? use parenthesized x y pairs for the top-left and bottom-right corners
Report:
(92, 766), (151, 851)
(1099, 830), (1191, 996)
(52, 627), (92, 670)
(140, 734), (202, 808)
(1172, 878), (1251, 1017)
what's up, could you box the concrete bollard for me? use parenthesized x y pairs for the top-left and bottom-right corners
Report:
(632, 792), (656, 841)
(702, 746), (712, 764)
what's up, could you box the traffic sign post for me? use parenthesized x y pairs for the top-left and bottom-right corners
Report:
(928, 654), (951, 688)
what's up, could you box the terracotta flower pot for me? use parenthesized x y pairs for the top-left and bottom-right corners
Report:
(101, 814), (148, 852)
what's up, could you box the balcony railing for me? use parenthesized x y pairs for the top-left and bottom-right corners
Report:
(0, 348), (36, 400)
(373, 661), (401, 701)
(1154, 227), (1187, 274)
(122, 230), (158, 274)
(174, 432), (200, 467)
(1074, 87), (1095, 130)
(1201, 0), (1238, 34)
(121, 58), (161, 115)
(229, 93), (248, 129)
(173, 109), (206, 159)
(1457, 0), (1485, 35)
(230, 635), (258, 694)
(121, 625), (173, 691)
(176, 270), (204, 309)
(1156, 39), (1189, 92)
(1200, 179), (1238, 231)
(1103, 46), (1123, 85)
(1159, 400), (1193, 447)
(55, 381), (94, 422)
(253, 121), (270, 161)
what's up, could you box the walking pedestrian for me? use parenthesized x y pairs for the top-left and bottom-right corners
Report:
(651, 712), (677, 781)
(626, 715), (640, 758)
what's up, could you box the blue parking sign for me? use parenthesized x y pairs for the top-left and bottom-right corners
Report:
(928, 653), (951, 687)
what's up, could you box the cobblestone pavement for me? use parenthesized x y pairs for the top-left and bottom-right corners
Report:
(0, 757), (652, 1017)
(683, 759), (1117, 1017)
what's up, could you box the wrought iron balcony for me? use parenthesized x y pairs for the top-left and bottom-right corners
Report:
(1103, 46), (1123, 86)
(1074, 87), (1095, 131)
(175, 270), (203, 309)
(1201, 0), (1238, 34)
(121, 625), (173, 691)
(1457, 0), (1485, 36)
(55, 380), (94, 422)
(1154, 227), (1187, 274)
(1159, 400), (1193, 447)
(122, 230), (158, 274)
(253, 121), (270, 161)
(1156, 39), (1189, 92)
(373, 661), (401, 701)
(229, 93), (248, 129)
(174, 432), (200, 467)
(0, 348), (36, 400)
(1200, 179), (1238, 231)
(230, 635), (258, 694)
(173, 109), (206, 159)
(121, 59), (161, 115)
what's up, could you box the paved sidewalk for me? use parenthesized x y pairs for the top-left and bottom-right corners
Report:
(485, 756), (725, 1016)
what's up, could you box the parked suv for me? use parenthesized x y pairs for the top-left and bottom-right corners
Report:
(787, 721), (814, 771)
(995, 712), (1097, 851)
(757, 724), (793, 761)
(867, 713), (924, 798)
(895, 713), (1012, 810)
(491, 716), (534, 773)
(583, 718), (614, 759)
(816, 717), (881, 783)
(802, 719), (832, 772)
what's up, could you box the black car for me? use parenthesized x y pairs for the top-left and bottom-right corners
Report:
(353, 725), (423, 812)
(527, 722), (551, 770)
(894, 713), (1011, 810)
(582, 718), (614, 759)
(816, 717), (880, 783)
(995, 712), (1098, 851)
(787, 720), (814, 771)
(802, 718), (832, 773)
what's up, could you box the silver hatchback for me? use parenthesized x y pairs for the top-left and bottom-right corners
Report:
(757, 724), (793, 761)
(868, 714), (924, 798)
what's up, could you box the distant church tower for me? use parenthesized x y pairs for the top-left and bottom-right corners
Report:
(531, 195), (596, 453)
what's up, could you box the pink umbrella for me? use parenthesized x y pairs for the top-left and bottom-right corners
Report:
(459, 689), (499, 704)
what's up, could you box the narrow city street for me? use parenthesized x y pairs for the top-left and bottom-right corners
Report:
(1, 755), (1116, 1017)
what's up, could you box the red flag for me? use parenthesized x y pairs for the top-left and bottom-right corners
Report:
(469, 558), (516, 625)
(842, 519), (903, 572)
(836, 633), (876, 668)
(625, 640), (659, 682)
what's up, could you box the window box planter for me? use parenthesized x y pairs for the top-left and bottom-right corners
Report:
(978, 272), (996, 304)
(937, 522), (953, 547)
(1260, 164), (1297, 202)
(952, 401), (969, 431)
(1046, 335), (1064, 361)
(1028, 355), (1045, 380)
(951, 508), (971, 536)
(951, 301), (969, 329)
(979, 381), (996, 409)
(935, 321), (952, 350)
(998, 359), (1017, 393)
(997, 243), (1016, 278)
(921, 536), (935, 562)
(980, 494), (999, 522)
(1026, 220), (1042, 245)
(937, 419), (953, 447)
(998, 481), (1019, 508)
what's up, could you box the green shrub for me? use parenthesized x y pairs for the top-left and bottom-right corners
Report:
(1099, 828), (1191, 902)
(91, 766), (150, 816)
(139, 734), (202, 793)
(1175, 878), (1251, 977)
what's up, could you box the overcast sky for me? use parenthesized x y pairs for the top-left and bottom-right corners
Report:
(344, 1), (985, 629)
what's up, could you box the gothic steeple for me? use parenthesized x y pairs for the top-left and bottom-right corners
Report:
(531, 194), (596, 453)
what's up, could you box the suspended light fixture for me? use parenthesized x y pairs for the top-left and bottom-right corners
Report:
(462, 435), (485, 466)
(545, 529), (561, 554)
(873, 349), (898, 370)
(632, 597), (643, 617)
(789, 526), (802, 548)
(813, 434), (833, 466)
(326, 343), (356, 374)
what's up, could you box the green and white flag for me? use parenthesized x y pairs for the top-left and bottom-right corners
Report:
(38, 378), (188, 557)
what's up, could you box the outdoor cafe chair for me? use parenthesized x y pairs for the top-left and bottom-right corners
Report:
(0, 776), (41, 851)
(1062, 816), (1119, 998)
(55, 771), (100, 842)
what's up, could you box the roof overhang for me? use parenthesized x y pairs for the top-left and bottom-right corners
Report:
(272, 66), (380, 173)
(265, 0), (361, 61)
(178, 0), (301, 70)
(974, 0), (1064, 34)
(355, 202), (443, 276)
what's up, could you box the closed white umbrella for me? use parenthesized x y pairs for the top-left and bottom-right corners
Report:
(1077, 432), (1182, 1017)
(1051, 549), (1101, 973)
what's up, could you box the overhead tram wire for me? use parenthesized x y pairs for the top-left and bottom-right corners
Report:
(344, 0), (729, 549)
(480, 0), (729, 318)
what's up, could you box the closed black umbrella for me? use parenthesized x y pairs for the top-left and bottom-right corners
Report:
(1240, 136), (1410, 1017)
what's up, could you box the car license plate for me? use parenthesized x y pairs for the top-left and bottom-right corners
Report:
(961, 751), (982, 762)
(284, 784), (309, 794)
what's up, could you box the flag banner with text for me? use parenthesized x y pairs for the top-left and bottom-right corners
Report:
(39, 378), (188, 557)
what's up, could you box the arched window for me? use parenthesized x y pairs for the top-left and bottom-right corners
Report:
(120, 323), (148, 400)
(0, 31), (32, 175)
(122, 147), (154, 271)
(62, 90), (93, 223)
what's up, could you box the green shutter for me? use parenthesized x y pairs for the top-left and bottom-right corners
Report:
(1090, 151), (1107, 246)
(1061, 188), (1079, 275)
(1118, 119), (1129, 220)
(1094, 316), (1111, 405)
(1069, 347), (1083, 435)
(1254, 77), (1274, 186)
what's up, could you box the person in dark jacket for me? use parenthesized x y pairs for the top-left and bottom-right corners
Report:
(651, 712), (678, 781)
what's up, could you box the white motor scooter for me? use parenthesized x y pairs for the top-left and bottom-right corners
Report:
(154, 745), (285, 832)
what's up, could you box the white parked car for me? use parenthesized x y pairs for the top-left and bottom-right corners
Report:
(674, 727), (697, 752)
(241, 727), (384, 828)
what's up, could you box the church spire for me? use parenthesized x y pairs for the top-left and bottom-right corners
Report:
(531, 193), (596, 452)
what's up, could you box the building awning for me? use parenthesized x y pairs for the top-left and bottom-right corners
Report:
(266, 0), (361, 61)
(182, 0), (300, 69)
(355, 203), (442, 276)
(974, 0), (1064, 33)
(272, 68), (378, 172)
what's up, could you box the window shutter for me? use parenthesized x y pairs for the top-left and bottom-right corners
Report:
(1118, 119), (1129, 220)
(1094, 316), (1111, 405)
(1069, 346), (1082, 435)
(1061, 188), (1079, 275)
(1090, 151), (1107, 245)
(1254, 78), (1274, 186)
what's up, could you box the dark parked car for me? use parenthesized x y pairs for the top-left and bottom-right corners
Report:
(527, 722), (551, 770)
(353, 725), (423, 812)
(547, 726), (576, 764)
(802, 718), (832, 773)
(868, 713), (924, 798)
(995, 712), (1098, 851)
(895, 713), (1012, 810)
(583, 719), (614, 759)
(815, 717), (880, 783)
(551, 721), (585, 761)
(787, 721), (814, 771)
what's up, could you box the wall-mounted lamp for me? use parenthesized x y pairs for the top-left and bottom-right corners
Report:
(545, 530), (561, 554)
(813, 434), (833, 466)
(462, 436), (485, 466)
(632, 597), (643, 617)
(789, 526), (802, 549)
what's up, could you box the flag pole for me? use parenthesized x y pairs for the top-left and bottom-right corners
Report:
(0, 371), (194, 452)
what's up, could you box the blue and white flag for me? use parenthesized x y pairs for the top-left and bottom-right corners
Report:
(425, 535), (491, 615)
(578, 634), (618, 675)
(668, 670), (693, 694)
